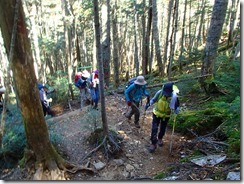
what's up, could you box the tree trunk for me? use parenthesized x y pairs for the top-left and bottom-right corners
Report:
(112, 1), (120, 88)
(103, 0), (111, 87)
(0, 0), (80, 179)
(167, 0), (179, 80)
(200, 0), (228, 93)
(227, 0), (238, 46)
(142, 0), (152, 76)
(141, 0), (146, 75)
(163, 0), (174, 76)
(93, 0), (109, 136)
(152, 0), (163, 75)
(133, 0), (139, 76)
(178, 0), (187, 71)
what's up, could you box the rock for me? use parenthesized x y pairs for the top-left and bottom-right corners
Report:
(163, 176), (179, 180)
(113, 159), (124, 166)
(226, 172), (240, 180)
(126, 153), (134, 158)
(125, 164), (134, 172)
(93, 161), (106, 170)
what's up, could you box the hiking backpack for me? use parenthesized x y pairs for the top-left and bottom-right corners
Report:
(125, 77), (137, 89)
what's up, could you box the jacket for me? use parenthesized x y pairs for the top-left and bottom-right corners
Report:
(124, 83), (149, 103)
(150, 89), (179, 118)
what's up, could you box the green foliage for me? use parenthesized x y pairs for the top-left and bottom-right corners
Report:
(46, 72), (70, 105)
(173, 105), (225, 136)
(221, 96), (240, 155)
(153, 171), (167, 180)
(0, 118), (26, 169)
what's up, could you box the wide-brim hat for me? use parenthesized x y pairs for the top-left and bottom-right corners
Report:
(162, 82), (173, 96)
(82, 70), (90, 78)
(134, 75), (147, 85)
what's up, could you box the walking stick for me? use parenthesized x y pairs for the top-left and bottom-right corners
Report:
(169, 113), (177, 154)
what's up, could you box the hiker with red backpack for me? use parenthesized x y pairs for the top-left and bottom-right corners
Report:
(124, 75), (150, 128)
(148, 82), (180, 153)
(74, 69), (91, 111)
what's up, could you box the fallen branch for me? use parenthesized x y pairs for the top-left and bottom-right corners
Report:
(146, 74), (213, 89)
(115, 74), (213, 94)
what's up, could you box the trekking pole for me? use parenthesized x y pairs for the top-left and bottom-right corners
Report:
(169, 113), (177, 154)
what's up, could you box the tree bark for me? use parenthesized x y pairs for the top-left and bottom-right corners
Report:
(152, 0), (163, 75)
(133, 0), (139, 76)
(201, 0), (228, 76)
(112, 1), (120, 88)
(200, 0), (228, 93)
(103, 0), (111, 87)
(0, 0), (77, 179)
(163, 0), (174, 76)
(93, 0), (109, 136)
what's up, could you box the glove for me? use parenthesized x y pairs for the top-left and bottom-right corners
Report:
(127, 101), (132, 106)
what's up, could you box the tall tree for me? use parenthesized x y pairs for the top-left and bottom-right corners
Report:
(133, 0), (139, 76)
(152, 0), (163, 75)
(0, 0), (84, 179)
(227, 0), (239, 46)
(61, 0), (75, 99)
(112, 1), (120, 88)
(178, 0), (187, 71)
(102, 0), (111, 87)
(93, 0), (109, 136)
(162, 0), (174, 76)
(200, 0), (228, 92)
(142, 0), (152, 75)
(167, 0), (179, 80)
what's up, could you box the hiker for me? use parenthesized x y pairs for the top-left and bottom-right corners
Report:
(74, 69), (91, 110)
(89, 69), (100, 109)
(38, 84), (55, 117)
(0, 86), (5, 107)
(148, 82), (180, 153)
(124, 75), (150, 128)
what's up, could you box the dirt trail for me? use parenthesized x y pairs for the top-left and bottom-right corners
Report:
(47, 94), (185, 180)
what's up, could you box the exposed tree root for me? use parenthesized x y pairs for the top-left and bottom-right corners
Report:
(80, 131), (122, 164)
(32, 158), (95, 180)
(19, 146), (95, 180)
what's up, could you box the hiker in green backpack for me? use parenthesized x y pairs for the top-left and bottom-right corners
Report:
(148, 82), (180, 153)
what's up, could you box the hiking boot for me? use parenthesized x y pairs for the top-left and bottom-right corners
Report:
(134, 122), (140, 128)
(157, 139), (163, 147)
(149, 144), (157, 153)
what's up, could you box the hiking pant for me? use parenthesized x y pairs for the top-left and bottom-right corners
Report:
(80, 87), (90, 109)
(41, 101), (53, 116)
(90, 87), (99, 107)
(150, 113), (170, 145)
(127, 101), (140, 124)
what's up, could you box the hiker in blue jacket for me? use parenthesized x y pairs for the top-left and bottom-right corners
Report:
(124, 75), (150, 128)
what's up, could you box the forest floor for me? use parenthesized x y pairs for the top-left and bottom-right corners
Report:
(1, 93), (240, 181)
